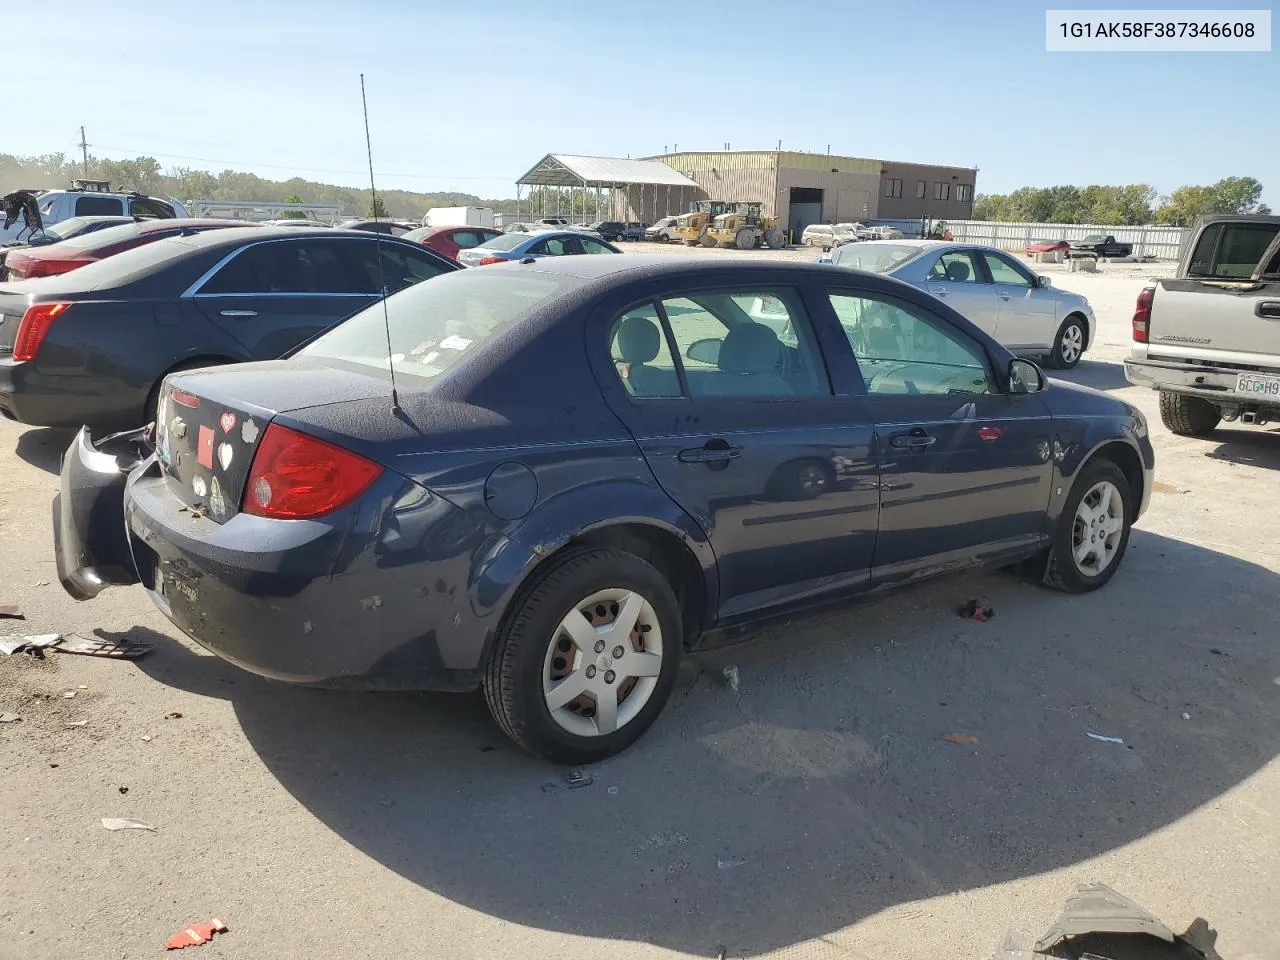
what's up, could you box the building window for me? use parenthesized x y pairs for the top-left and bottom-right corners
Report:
(956, 184), (973, 202)
(916, 180), (926, 199)
(883, 178), (902, 199)
(934, 182), (950, 201)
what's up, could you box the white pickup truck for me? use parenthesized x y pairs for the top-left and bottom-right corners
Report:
(1125, 215), (1280, 435)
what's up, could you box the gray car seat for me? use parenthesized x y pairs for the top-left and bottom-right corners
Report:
(708, 323), (790, 396)
(615, 315), (679, 397)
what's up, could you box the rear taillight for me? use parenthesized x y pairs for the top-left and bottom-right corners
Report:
(12, 302), (71, 361)
(243, 424), (383, 520)
(476, 256), (505, 266)
(1132, 286), (1154, 342)
(7, 255), (91, 280)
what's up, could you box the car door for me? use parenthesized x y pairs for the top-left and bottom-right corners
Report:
(527, 235), (582, 258)
(978, 250), (1058, 350)
(921, 249), (998, 334)
(597, 286), (880, 623)
(823, 288), (1054, 586)
(579, 236), (617, 255)
(190, 238), (380, 359)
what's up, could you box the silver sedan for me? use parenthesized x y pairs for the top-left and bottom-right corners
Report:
(822, 240), (1096, 368)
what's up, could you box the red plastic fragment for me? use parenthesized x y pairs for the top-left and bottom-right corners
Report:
(165, 918), (227, 950)
(960, 598), (994, 622)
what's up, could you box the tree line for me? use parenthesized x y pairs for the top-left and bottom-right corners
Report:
(972, 177), (1269, 226)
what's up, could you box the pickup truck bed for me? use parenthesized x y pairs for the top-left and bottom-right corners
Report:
(1125, 215), (1280, 434)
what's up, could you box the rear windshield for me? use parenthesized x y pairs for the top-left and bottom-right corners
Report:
(50, 222), (144, 250)
(1187, 222), (1280, 279)
(830, 243), (922, 273)
(401, 227), (432, 242)
(299, 269), (570, 384)
(476, 233), (528, 252)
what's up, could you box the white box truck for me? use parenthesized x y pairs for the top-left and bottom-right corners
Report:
(424, 206), (495, 229)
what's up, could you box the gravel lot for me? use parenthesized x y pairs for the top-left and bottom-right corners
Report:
(2, 245), (1277, 960)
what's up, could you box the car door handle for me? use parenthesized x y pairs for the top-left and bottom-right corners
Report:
(1257, 301), (1280, 320)
(932, 286), (949, 296)
(678, 442), (742, 463)
(219, 309), (257, 318)
(998, 293), (1011, 301)
(889, 428), (937, 449)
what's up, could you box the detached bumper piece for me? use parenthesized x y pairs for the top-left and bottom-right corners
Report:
(54, 425), (153, 600)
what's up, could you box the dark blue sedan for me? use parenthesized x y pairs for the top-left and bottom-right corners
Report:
(53, 256), (1154, 763)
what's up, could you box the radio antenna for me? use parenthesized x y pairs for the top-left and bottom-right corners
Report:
(360, 73), (401, 414)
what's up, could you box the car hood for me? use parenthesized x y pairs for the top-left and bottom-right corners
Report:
(1044, 375), (1132, 417)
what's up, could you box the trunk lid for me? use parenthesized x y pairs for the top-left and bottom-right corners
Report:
(0, 289), (32, 355)
(154, 359), (392, 522)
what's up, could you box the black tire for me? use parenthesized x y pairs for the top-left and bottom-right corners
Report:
(1046, 314), (1088, 369)
(1043, 458), (1133, 594)
(484, 548), (683, 764)
(143, 358), (228, 427)
(1158, 390), (1220, 436)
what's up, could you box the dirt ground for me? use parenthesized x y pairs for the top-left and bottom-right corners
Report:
(2, 245), (1277, 960)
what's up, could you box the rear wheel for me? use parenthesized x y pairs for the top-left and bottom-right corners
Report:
(1158, 391), (1221, 436)
(1043, 459), (1132, 594)
(484, 548), (682, 764)
(764, 227), (786, 249)
(735, 228), (756, 250)
(1047, 314), (1087, 369)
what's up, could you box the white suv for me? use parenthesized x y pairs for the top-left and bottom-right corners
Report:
(1, 187), (187, 244)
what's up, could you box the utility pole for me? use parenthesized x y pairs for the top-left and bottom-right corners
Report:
(78, 126), (89, 178)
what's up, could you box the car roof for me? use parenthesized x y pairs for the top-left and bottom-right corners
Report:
(504, 252), (844, 283)
(135, 218), (260, 233)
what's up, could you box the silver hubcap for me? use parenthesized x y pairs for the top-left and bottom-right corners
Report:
(1072, 480), (1124, 576)
(1060, 324), (1083, 364)
(542, 588), (663, 738)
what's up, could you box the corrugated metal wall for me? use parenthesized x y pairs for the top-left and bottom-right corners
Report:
(947, 220), (1188, 259)
(657, 153), (779, 217)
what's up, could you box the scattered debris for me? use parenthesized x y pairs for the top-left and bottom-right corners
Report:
(1182, 712), (1191, 721)
(0, 712), (20, 723)
(101, 818), (156, 832)
(0, 604), (24, 619)
(360, 595), (383, 610)
(165, 918), (227, 950)
(540, 782), (561, 794)
(141, 735), (153, 743)
(166, 711), (184, 720)
(717, 858), (748, 870)
(565, 770), (593, 789)
(959, 598), (994, 622)
(720, 665), (741, 692)
(118, 786), (129, 795)
(1087, 732), (1125, 745)
(1209, 648), (1227, 657)
(1131, 686), (1158, 703)
(33, 580), (50, 587)
(1, 634), (63, 656)
(478, 745), (494, 752)
(55, 633), (153, 659)
(607, 786), (618, 795)
(65, 720), (88, 728)
(943, 732), (979, 746)
(62, 691), (77, 699)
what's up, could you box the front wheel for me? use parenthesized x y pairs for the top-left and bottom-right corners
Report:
(1043, 459), (1132, 594)
(764, 227), (786, 249)
(484, 549), (682, 764)
(1047, 314), (1087, 369)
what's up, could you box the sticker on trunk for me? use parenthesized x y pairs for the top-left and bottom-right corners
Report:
(218, 442), (233, 471)
(197, 426), (214, 469)
(192, 475), (208, 499)
(241, 418), (259, 444)
(208, 476), (226, 518)
(220, 411), (237, 433)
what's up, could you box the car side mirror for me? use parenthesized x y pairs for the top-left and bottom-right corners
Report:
(1008, 358), (1046, 394)
(686, 338), (721, 366)
(1035, 275), (1052, 288)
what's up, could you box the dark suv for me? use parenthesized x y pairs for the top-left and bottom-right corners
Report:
(591, 221), (626, 241)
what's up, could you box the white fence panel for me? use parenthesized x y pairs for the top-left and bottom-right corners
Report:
(945, 220), (1187, 260)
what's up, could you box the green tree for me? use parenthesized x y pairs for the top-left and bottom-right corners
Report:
(367, 195), (390, 219)
(1155, 185), (1216, 225)
(278, 193), (308, 219)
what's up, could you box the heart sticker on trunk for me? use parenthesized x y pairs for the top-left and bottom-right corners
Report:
(217, 443), (233, 471)
(220, 411), (237, 433)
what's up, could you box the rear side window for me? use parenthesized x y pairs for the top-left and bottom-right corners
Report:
(74, 196), (124, 216)
(200, 240), (367, 294)
(128, 197), (175, 219)
(377, 244), (448, 294)
(1188, 223), (1280, 278)
(609, 303), (680, 398)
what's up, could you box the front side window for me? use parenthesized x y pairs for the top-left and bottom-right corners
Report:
(828, 292), (995, 397)
(609, 303), (680, 398)
(657, 289), (828, 398)
(980, 251), (1032, 286)
(926, 250), (984, 283)
(74, 196), (124, 216)
(934, 182), (950, 201)
(579, 237), (617, 255)
(128, 197), (175, 219)
(530, 236), (577, 256)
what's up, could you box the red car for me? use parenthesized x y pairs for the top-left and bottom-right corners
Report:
(402, 224), (503, 262)
(2, 219), (259, 281)
(1025, 238), (1071, 257)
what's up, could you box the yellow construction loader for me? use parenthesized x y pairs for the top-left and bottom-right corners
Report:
(705, 202), (787, 250)
(672, 200), (733, 246)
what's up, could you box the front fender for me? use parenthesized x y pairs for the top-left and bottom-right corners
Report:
(1046, 420), (1154, 526)
(467, 478), (717, 667)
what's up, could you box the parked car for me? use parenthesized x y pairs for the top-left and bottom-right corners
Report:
(2, 218), (256, 282)
(51, 255), (1153, 763)
(824, 240), (1096, 368)
(402, 224), (503, 262)
(621, 222), (647, 242)
(866, 225), (904, 240)
(800, 223), (859, 250)
(1125, 215), (1280, 434)
(1026, 238), (1071, 257)
(336, 219), (418, 237)
(1069, 234), (1133, 258)
(0, 186), (185, 245)
(457, 230), (620, 266)
(646, 217), (680, 242)
(0, 227), (456, 430)
(588, 221), (626, 241)
(0, 215), (135, 270)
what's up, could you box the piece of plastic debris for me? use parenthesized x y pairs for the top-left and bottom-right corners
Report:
(77, 684), (87, 689)
(717, 858), (748, 870)
(166, 711), (183, 719)
(0, 604), (25, 619)
(721, 665), (740, 692)
(960, 598), (994, 622)
(0, 713), (20, 723)
(54, 633), (153, 659)
(62, 691), (77, 699)
(565, 770), (593, 789)
(65, 720), (88, 728)
(0, 638), (26, 656)
(165, 918), (227, 950)
(1087, 732), (1125, 745)
(1034, 882), (1176, 952)
(141, 735), (153, 743)
(118, 786), (129, 795)
(1181, 712), (1191, 720)
(943, 732), (979, 745)
(607, 786), (618, 795)
(101, 818), (156, 831)
(33, 580), (50, 587)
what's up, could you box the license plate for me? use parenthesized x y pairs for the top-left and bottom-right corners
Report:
(1235, 373), (1280, 398)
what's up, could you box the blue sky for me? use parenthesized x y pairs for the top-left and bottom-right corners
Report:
(8, 0), (1277, 203)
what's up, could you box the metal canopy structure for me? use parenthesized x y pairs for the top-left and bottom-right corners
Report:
(514, 154), (700, 225)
